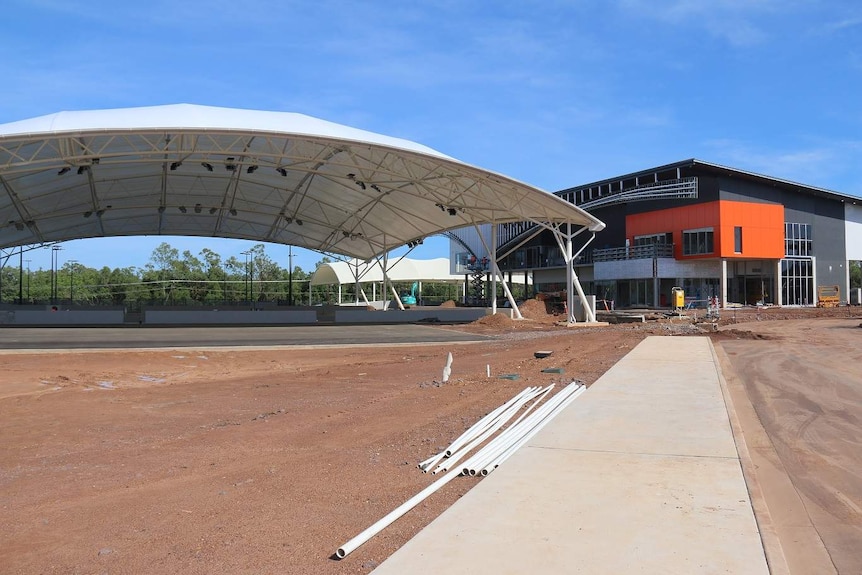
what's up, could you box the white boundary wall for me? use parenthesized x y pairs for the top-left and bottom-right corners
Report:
(143, 310), (317, 324)
(2, 309), (125, 325)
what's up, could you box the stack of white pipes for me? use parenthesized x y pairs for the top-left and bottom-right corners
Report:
(335, 381), (585, 560)
(422, 386), (551, 475)
(465, 382), (586, 476)
(417, 386), (541, 473)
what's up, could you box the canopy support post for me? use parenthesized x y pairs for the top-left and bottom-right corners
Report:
(552, 224), (596, 324)
(353, 260), (361, 305)
(491, 224), (498, 314)
(473, 222), (523, 319)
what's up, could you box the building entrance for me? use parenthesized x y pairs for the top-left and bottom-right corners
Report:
(781, 257), (814, 306)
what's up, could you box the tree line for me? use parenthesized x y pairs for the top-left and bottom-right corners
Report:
(0, 242), (466, 308)
(0, 242), (327, 309)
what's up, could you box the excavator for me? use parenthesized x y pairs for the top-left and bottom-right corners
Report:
(401, 282), (419, 306)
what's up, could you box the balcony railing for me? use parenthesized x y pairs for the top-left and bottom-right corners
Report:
(593, 244), (674, 262)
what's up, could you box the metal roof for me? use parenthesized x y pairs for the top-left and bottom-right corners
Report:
(558, 158), (861, 205)
(0, 104), (604, 260)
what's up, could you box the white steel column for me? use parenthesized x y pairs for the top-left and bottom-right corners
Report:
(552, 226), (595, 324)
(474, 222), (522, 319)
(811, 256), (817, 306)
(565, 235), (595, 323)
(491, 224), (498, 314)
(720, 259), (728, 308)
(379, 250), (404, 310)
(353, 260), (361, 305)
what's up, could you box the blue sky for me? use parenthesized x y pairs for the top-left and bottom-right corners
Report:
(2, 0), (860, 273)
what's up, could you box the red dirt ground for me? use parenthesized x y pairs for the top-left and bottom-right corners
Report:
(1, 304), (858, 574)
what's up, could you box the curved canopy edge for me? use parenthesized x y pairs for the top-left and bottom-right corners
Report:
(0, 104), (604, 261)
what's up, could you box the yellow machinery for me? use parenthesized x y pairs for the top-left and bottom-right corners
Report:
(817, 285), (840, 307)
(671, 287), (685, 311)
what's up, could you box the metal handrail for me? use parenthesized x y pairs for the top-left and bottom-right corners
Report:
(593, 244), (674, 262)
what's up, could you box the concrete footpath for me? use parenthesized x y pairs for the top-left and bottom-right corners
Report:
(372, 336), (771, 574)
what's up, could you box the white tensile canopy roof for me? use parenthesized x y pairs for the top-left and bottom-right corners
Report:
(310, 257), (465, 286)
(0, 104), (604, 262)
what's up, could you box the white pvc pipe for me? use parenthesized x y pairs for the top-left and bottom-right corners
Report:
(486, 386), (586, 475)
(463, 386), (571, 475)
(480, 385), (586, 475)
(444, 387), (537, 457)
(335, 383), (585, 560)
(339, 387), (540, 557)
(503, 384), (555, 430)
(452, 388), (571, 478)
(419, 387), (538, 472)
(464, 383), (583, 476)
(431, 386), (547, 474)
(336, 464), (465, 559)
(432, 391), (542, 474)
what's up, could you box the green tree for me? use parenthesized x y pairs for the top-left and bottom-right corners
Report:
(851, 260), (861, 289)
(1, 241), (312, 307)
(200, 248), (228, 304)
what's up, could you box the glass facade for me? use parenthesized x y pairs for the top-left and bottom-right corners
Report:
(782, 222), (814, 305)
(782, 258), (814, 305)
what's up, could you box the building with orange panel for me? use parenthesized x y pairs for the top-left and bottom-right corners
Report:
(493, 159), (860, 308)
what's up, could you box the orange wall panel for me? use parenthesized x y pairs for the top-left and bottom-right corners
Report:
(625, 200), (784, 259)
(717, 201), (784, 259)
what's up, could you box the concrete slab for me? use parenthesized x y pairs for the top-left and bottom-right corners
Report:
(371, 336), (770, 575)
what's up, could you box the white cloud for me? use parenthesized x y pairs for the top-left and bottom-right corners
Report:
(701, 138), (862, 192)
(821, 16), (862, 33)
(615, 0), (790, 46)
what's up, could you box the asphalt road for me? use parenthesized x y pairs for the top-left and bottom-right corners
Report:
(0, 325), (491, 350)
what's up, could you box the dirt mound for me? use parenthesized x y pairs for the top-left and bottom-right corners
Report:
(719, 306), (859, 325)
(518, 298), (554, 319)
(711, 329), (775, 341)
(439, 300), (457, 308)
(472, 312), (514, 327)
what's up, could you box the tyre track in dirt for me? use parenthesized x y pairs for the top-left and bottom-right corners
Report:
(717, 318), (862, 574)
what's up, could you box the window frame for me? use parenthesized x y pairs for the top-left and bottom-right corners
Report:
(682, 227), (714, 256)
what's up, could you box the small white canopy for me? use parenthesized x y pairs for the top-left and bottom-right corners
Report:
(310, 257), (462, 286)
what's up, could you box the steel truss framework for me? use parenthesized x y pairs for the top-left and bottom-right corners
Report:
(0, 105), (604, 321)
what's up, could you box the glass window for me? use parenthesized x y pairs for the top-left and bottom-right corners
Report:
(784, 223), (812, 257)
(734, 226), (743, 253)
(682, 228), (714, 255)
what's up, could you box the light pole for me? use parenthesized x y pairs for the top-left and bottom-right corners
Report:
(25, 259), (31, 301)
(18, 246), (23, 305)
(249, 252), (255, 305)
(288, 245), (293, 306)
(68, 260), (78, 304)
(223, 266), (228, 305)
(51, 245), (63, 304)
(241, 250), (251, 303)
